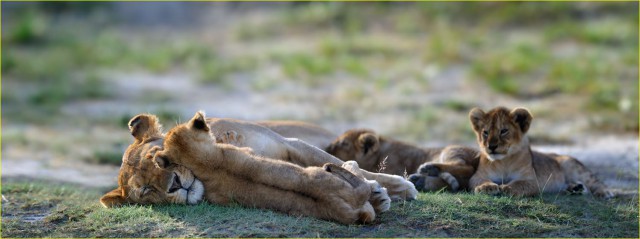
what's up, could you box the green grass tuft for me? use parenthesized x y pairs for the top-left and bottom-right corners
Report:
(2, 179), (637, 237)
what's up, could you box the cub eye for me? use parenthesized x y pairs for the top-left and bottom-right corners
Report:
(500, 128), (508, 136)
(340, 140), (350, 147)
(141, 186), (154, 196)
(482, 130), (489, 138)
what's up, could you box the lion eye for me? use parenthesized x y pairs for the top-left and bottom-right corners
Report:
(340, 140), (350, 147)
(141, 186), (154, 196)
(482, 130), (489, 138)
(500, 129), (508, 136)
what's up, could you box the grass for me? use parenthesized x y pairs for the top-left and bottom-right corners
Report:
(2, 179), (637, 237)
(2, 2), (638, 139)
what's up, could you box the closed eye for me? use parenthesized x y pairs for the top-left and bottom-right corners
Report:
(141, 186), (154, 196)
(340, 140), (350, 147)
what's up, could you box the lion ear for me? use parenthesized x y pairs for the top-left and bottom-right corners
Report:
(189, 111), (210, 131)
(154, 153), (171, 169)
(357, 132), (379, 155)
(469, 108), (485, 133)
(129, 114), (163, 142)
(510, 108), (532, 134)
(100, 188), (128, 208)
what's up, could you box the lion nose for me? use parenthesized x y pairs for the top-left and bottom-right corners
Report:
(488, 144), (498, 152)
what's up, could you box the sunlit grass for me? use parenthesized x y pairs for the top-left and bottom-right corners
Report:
(2, 179), (637, 237)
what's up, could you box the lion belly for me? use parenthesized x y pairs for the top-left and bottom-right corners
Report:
(532, 151), (567, 193)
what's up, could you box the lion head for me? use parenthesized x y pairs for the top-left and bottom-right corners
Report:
(99, 114), (204, 208)
(469, 107), (533, 162)
(325, 129), (381, 169)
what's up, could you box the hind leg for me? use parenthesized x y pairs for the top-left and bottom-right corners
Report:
(408, 173), (450, 192)
(285, 138), (417, 201)
(557, 156), (614, 199)
(413, 146), (478, 192)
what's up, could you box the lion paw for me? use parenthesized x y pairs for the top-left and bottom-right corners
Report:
(367, 180), (391, 213)
(594, 189), (615, 199)
(387, 175), (418, 201)
(475, 183), (501, 195)
(566, 183), (587, 195)
(418, 163), (440, 177)
(408, 174), (425, 189)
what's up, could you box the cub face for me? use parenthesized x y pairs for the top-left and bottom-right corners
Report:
(99, 114), (204, 208)
(325, 129), (380, 165)
(153, 111), (219, 170)
(469, 107), (532, 161)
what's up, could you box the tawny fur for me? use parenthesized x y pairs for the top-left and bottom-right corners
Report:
(325, 129), (442, 176)
(209, 118), (417, 202)
(409, 146), (481, 192)
(155, 111), (376, 224)
(100, 114), (204, 208)
(256, 120), (337, 150)
(469, 107), (613, 198)
(101, 114), (400, 215)
(324, 129), (481, 192)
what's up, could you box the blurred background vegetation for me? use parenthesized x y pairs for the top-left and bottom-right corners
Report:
(2, 2), (638, 166)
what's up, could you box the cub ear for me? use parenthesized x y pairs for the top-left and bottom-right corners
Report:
(153, 153), (171, 169)
(100, 188), (128, 208)
(510, 107), (533, 134)
(469, 108), (485, 133)
(128, 114), (163, 142)
(189, 111), (210, 131)
(357, 132), (379, 155)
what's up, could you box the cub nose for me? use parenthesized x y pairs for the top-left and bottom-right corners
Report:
(488, 144), (498, 152)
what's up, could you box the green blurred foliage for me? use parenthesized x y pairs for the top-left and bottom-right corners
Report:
(2, 2), (637, 132)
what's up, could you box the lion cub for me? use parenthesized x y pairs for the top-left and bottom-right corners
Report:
(153, 111), (378, 224)
(326, 129), (479, 192)
(469, 107), (613, 198)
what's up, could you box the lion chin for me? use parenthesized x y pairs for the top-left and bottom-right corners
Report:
(486, 153), (505, 161)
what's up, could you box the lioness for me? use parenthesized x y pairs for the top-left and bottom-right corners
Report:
(468, 106), (613, 198)
(101, 113), (417, 212)
(324, 129), (480, 192)
(204, 119), (417, 202)
(151, 111), (377, 224)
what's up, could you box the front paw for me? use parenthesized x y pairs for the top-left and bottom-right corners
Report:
(566, 183), (587, 195)
(594, 189), (615, 199)
(388, 175), (418, 201)
(367, 181), (391, 213)
(408, 174), (425, 190)
(418, 163), (440, 176)
(499, 184), (531, 197)
(475, 183), (500, 195)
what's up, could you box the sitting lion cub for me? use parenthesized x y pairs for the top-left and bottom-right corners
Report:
(469, 106), (613, 198)
(153, 111), (377, 224)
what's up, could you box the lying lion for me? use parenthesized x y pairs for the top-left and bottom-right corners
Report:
(202, 119), (417, 202)
(467, 106), (614, 198)
(101, 112), (426, 213)
(321, 129), (481, 192)
(153, 111), (378, 224)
